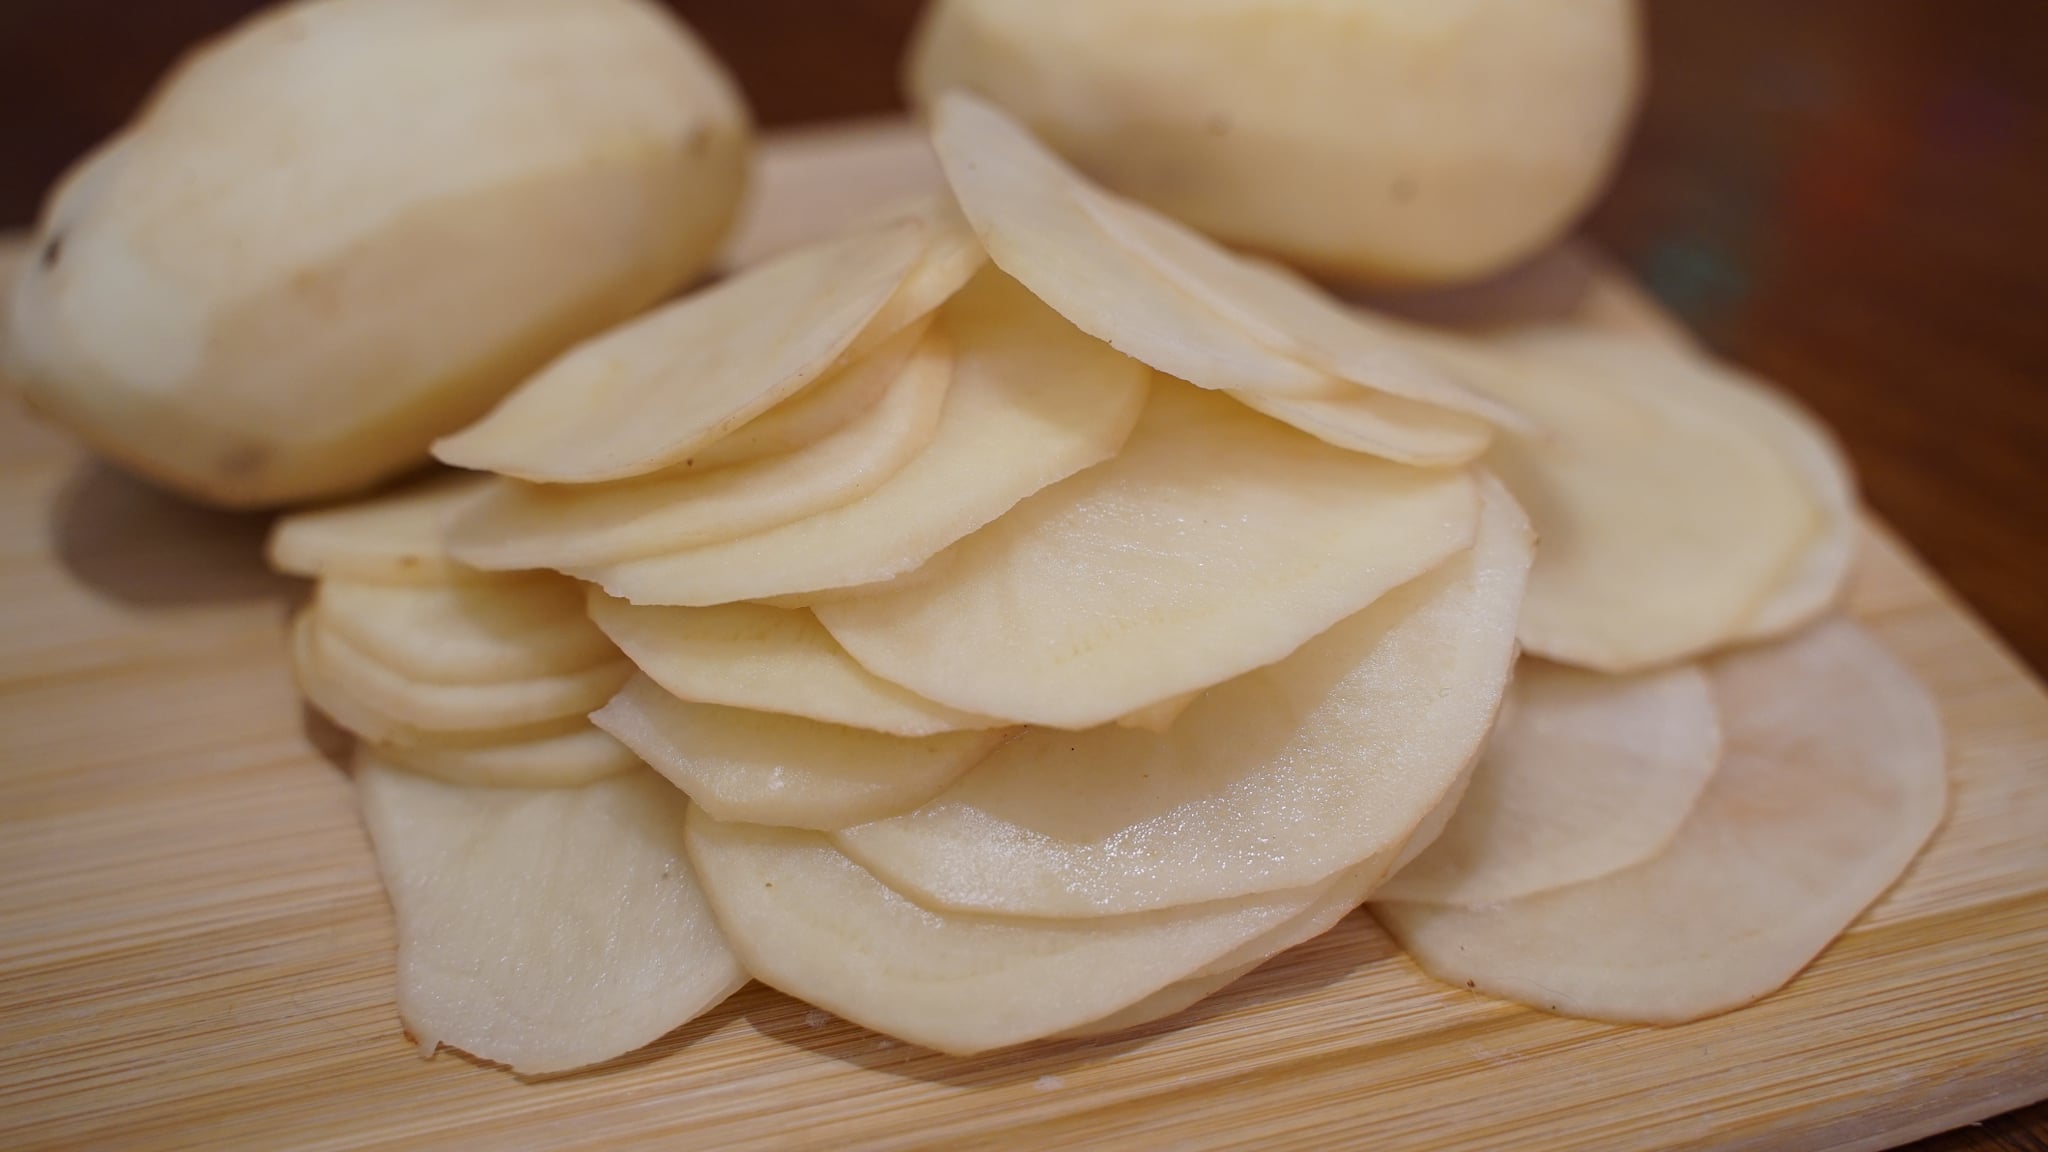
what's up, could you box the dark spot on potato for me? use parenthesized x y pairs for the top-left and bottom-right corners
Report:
(41, 232), (64, 270)
(398, 555), (422, 569)
(764, 881), (774, 889)
(218, 444), (268, 479)
(1391, 177), (1418, 204)
(1466, 980), (1476, 989)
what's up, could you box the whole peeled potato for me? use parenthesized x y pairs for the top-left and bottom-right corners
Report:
(908, 0), (1641, 286)
(5, 0), (750, 507)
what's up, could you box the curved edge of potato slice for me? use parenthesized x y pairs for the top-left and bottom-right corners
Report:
(314, 576), (618, 684)
(375, 724), (641, 789)
(267, 472), (491, 584)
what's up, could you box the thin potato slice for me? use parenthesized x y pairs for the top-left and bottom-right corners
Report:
(850, 194), (989, 364)
(834, 477), (1530, 915)
(315, 576), (617, 683)
(1376, 661), (1721, 906)
(1115, 690), (1200, 733)
(433, 220), (926, 483)
(1057, 962), (1261, 1040)
(930, 91), (1331, 399)
(357, 759), (746, 1075)
(816, 381), (1479, 729)
(579, 271), (1150, 606)
(267, 472), (490, 584)
(375, 725), (641, 789)
(444, 326), (953, 570)
(1374, 618), (1946, 1025)
(685, 812), (1345, 1055)
(587, 596), (1002, 737)
(1230, 386), (1493, 468)
(592, 675), (1010, 829)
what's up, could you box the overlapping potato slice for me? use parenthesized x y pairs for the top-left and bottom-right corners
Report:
(377, 725), (642, 789)
(1374, 618), (1946, 1025)
(816, 381), (1480, 729)
(1115, 690), (1200, 733)
(592, 675), (1010, 829)
(851, 194), (989, 364)
(443, 326), (953, 570)
(1376, 661), (1721, 906)
(1229, 386), (1494, 468)
(357, 759), (747, 1075)
(1428, 328), (1820, 672)
(834, 477), (1529, 915)
(587, 597), (1002, 737)
(434, 219), (927, 483)
(267, 472), (491, 584)
(685, 812), (1348, 1055)
(578, 271), (1150, 606)
(315, 576), (617, 683)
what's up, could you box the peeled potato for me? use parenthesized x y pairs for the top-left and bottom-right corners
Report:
(1115, 690), (1200, 734)
(579, 270), (1150, 606)
(816, 381), (1479, 729)
(11, 0), (750, 507)
(910, 0), (1640, 284)
(267, 472), (489, 584)
(592, 675), (1009, 829)
(315, 576), (617, 683)
(376, 725), (641, 789)
(357, 758), (746, 1075)
(444, 326), (952, 571)
(1374, 618), (1946, 1024)
(587, 597), (1000, 738)
(1376, 661), (1721, 906)
(834, 476), (1529, 915)
(685, 812), (1348, 1055)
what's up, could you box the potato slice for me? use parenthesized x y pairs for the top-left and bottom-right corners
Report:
(816, 381), (1479, 729)
(356, 758), (746, 1075)
(375, 725), (641, 789)
(1376, 661), (1721, 906)
(578, 270), (1150, 606)
(587, 597), (1001, 737)
(434, 219), (926, 483)
(315, 576), (617, 683)
(1115, 690), (1200, 733)
(267, 472), (489, 583)
(1433, 328), (1819, 672)
(1230, 386), (1493, 468)
(592, 675), (1009, 829)
(445, 326), (952, 570)
(834, 476), (1529, 915)
(685, 812), (1346, 1055)
(303, 614), (629, 734)
(1373, 618), (1946, 1024)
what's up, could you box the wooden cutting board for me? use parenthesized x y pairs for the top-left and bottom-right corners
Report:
(2, 121), (2045, 1152)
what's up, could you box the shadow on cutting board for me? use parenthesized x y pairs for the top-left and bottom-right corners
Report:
(48, 457), (299, 607)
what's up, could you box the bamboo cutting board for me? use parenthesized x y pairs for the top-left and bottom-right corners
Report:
(3, 121), (2046, 1152)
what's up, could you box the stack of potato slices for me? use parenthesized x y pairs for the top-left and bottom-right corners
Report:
(270, 94), (1943, 1072)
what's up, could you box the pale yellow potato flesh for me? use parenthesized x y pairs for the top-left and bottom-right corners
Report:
(588, 597), (1002, 738)
(685, 812), (1345, 1055)
(315, 576), (617, 684)
(357, 758), (746, 1075)
(434, 219), (925, 483)
(834, 477), (1530, 915)
(1115, 690), (1200, 733)
(816, 382), (1480, 729)
(444, 326), (952, 571)
(577, 270), (1150, 606)
(1376, 661), (1721, 906)
(1434, 328), (1819, 672)
(1374, 617), (1947, 1025)
(1229, 386), (1494, 468)
(930, 91), (1332, 399)
(592, 675), (1010, 830)
(375, 725), (641, 789)
(844, 194), (990, 365)
(267, 472), (490, 584)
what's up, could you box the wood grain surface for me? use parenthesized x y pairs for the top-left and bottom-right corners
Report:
(3, 121), (2047, 1152)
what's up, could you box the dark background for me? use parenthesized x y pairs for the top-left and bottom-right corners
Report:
(1, 5), (2044, 1145)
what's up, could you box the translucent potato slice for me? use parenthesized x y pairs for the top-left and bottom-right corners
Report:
(849, 193), (989, 366)
(816, 382), (1480, 729)
(433, 219), (926, 483)
(444, 326), (953, 570)
(589, 596), (1001, 737)
(375, 724), (641, 789)
(930, 91), (1330, 399)
(578, 270), (1151, 606)
(684, 812), (1344, 1055)
(1436, 328), (1819, 672)
(1230, 386), (1494, 468)
(1374, 618), (1947, 1025)
(315, 576), (617, 684)
(1115, 690), (1200, 733)
(1376, 661), (1722, 906)
(592, 675), (1009, 829)
(304, 615), (630, 734)
(834, 477), (1530, 915)
(267, 472), (490, 584)
(356, 759), (746, 1075)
